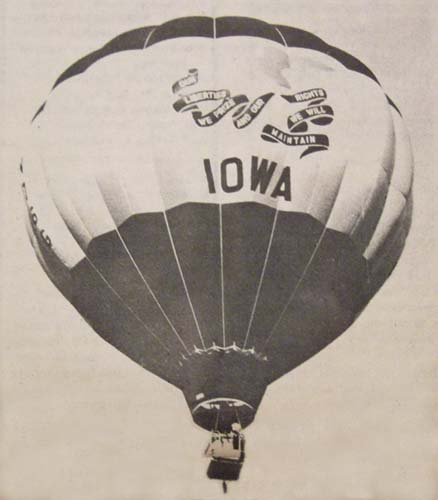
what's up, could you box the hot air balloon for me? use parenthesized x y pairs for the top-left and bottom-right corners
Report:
(22, 16), (413, 487)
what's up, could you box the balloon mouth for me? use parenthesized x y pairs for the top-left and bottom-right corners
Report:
(192, 398), (255, 432)
(181, 346), (267, 431)
(193, 398), (254, 413)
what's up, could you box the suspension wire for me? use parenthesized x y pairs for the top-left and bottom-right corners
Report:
(37, 156), (179, 358)
(214, 404), (221, 432)
(243, 208), (279, 349)
(94, 178), (191, 355)
(233, 405), (242, 427)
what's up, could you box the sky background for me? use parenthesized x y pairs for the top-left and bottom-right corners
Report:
(1, 1), (437, 499)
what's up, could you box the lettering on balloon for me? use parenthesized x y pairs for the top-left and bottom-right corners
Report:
(203, 156), (291, 202)
(172, 68), (199, 94)
(21, 163), (52, 248)
(172, 70), (334, 158)
(262, 89), (334, 158)
(172, 69), (273, 129)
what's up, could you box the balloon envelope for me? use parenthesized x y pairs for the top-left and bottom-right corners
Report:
(22, 17), (413, 431)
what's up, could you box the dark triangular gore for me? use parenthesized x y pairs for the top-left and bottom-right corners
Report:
(165, 203), (223, 347)
(71, 257), (183, 387)
(260, 226), (369, 383)
(82, 215), (201, 353)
